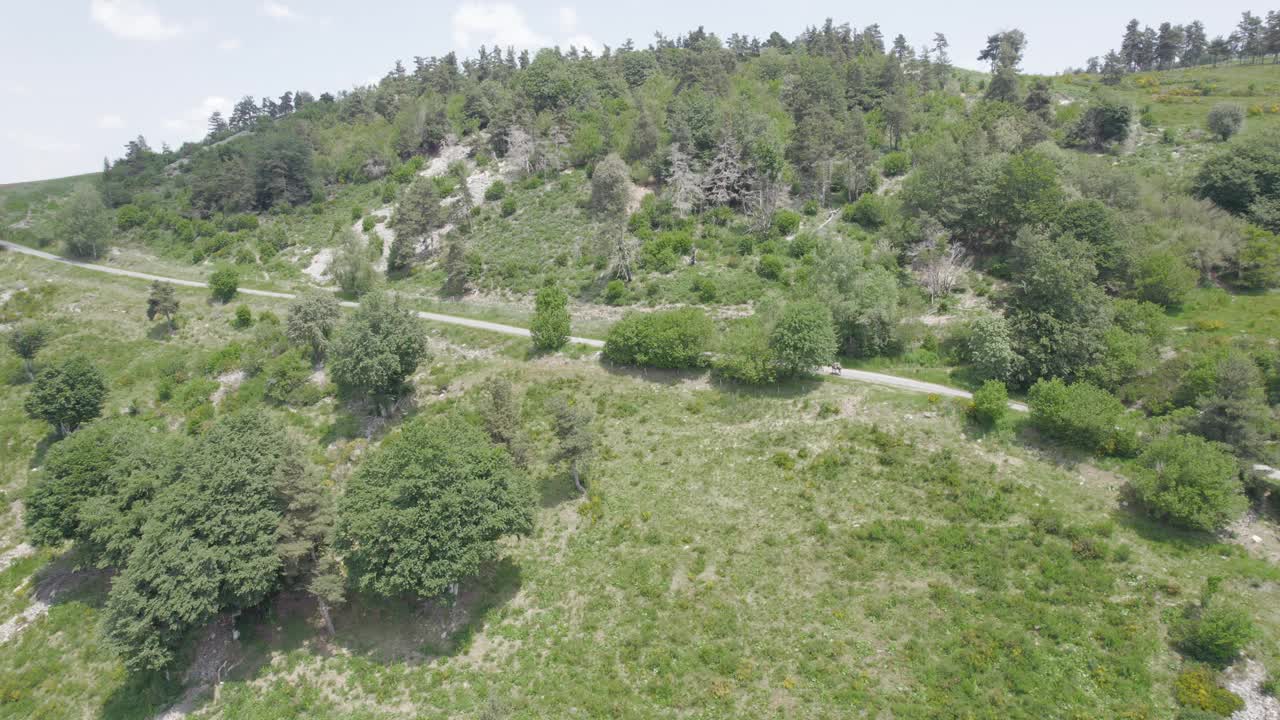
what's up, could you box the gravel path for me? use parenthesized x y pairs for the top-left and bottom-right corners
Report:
(2, 239), (1031, 410)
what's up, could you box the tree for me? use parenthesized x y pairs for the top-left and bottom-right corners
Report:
(530, 282), (570, 351)
(1132, 249), (1197, 307)
(337, 413), (535, 597)
(145, 281), (179, 329)
(965, 314), (1018, 382)
(768, 301), (837, 377)
(286, 290), (341, 363)
(1027, 378), (1137, 456)
(1183, 21), (1208, 66)
(712, 316), (778, 385)
(209, 266), (239, 303)
(1100, 51), (1126, 85)
(252, 131), (315, 210)
(330, 228), (374, 296)
(1121, 19), (1144, 70)
(6, 323), (49, 381)
(703, 135), (744, 207)
(1172, 600), (1258, 668)
(1156, 22), (1184, 69)
(916, 241), (969, 302)
(328, 292), (428, 412)
(979, 29), (1026, 102)
(479, 376), (527, 465)
(102, 411), (314, 671)
(604, 308), (714, 369)
(24, 356), (106, 437)
(1185, 351), (1273, 460)
(1068, 96), (1133, 149)
(390, 178), (445, 271)
(590, 153), (631, 219)
(1131, 434), (1245, 532)
(59, 185), (112, 259)
(665, 144), (703, 216)
(1207, 103), (1245, 141)
(551, 397), (594, 493)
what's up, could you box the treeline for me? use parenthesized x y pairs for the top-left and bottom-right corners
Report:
(1078, 10), (1280, 80)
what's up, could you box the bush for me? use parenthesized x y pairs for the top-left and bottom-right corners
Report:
(756, 254), (785, 280)
(603, 308), (713, 369)
(231, 305), (253, 329)
(1027, 378), (1138, 456)
(1173, 603), (1258, 669)
(500, 196), (517, 217)
(768, 301), (837, 377)
(969, 380), (1008, 427)
(880, 151), (910, 177)
(24, 356), (107, 436)
(209, 266), (238, 303)
(1134, 250), (1198, 308)
(262, 349), (315, 405)
(1175, 666), (1245, 715)
(1131, 434), (1245, 532)
(603, 279), (627, 305)
(771, 209), (802, 236)
(1207, 103), (1245, 141)
(842, 194), (886, 228)
(712, 316), (776, 385)
(530, 283), (570, 351)
(484, 180), (507, 201)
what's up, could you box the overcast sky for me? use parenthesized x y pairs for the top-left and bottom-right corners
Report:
(0, 1), (1267, 183)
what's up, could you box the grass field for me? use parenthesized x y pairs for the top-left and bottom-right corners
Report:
(1, 249), (1278, 719)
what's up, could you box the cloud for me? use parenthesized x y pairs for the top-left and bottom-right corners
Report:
(163, 96), (231, 138)
(557, 6), (577, 33)
(452, 2), (548, 51)
(89, 0), (184, 40)
(260, 2), (298, 20)
(217, 38), (241, 51)
(97, 114), (125, 129)
(4, 130), (80, 155)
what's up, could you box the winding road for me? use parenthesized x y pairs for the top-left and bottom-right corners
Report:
(0, 239), (1026, 411)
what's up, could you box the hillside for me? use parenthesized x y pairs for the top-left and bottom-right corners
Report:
(2, 16), (1280, 720)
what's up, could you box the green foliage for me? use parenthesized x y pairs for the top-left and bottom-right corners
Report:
(1133, 249), (1198, 308)
(965, 314), (1018, 382)
(768, 301), (837, 377)
(1027, 378), (1137, 456)
(1194, 131), (1280, 214)
(328, 292), (428, 408)
(1183, 351), (1273, 460)
(262, 349), (316, 405)
(771, 209), (801, 235)
(24, 356), (106, 436)
(285, 290), (341, 363)
(530, 283), (570, 351)
(390, 178), (445, 271)
(969, 380), (1008, 427)
(337, 413), (535, 597)
(102, 410), (316, 671)
(145, 281), (179, 328)
(500, 195), (517, 217)
(1068, 96), (1133, 148)
(712, 316), (777, 385)
(1175, 666), (1244, 716)
(232, 304), (253, 329)
(330, 229), (374, 296)
(1206, 103), (1245, 141)
(603, 279), (627, 305)
(756, 254), (785, 280)
(251, 130), (316, 209)
(58, 185), (112, 259)
(484, 179), (507, 202)
(842, 194), (886, 228)
(604, 308), (713, 369)
(6, 322), (49, 379)
(209, 266), (239, 303)
(1172, 603), (1258, 669)
(589, 153), (631, 220)
(880, 151), (910, 177)
(1132, 434), (1245, 532)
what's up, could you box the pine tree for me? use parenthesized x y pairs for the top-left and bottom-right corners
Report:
(703, 134), (743, 207)
(1183, 21), (1208, 67)
(145, 281), (179, 329)
(665, 143), (703, 216)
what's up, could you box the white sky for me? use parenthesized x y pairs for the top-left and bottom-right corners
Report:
(0, 1), (1268, 183)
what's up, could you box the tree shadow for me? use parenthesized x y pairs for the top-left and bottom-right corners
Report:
(1111, 499), (1223, 552)
(145, 322), (177, 341)
(26, 429), (61, 473)
(599, 361), (707, 387)
(539, 468), (580, 508)
(708, 374), (825, 399)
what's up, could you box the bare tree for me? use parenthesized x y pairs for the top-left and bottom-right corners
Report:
(604, 229), (639, 282)
(665, 143), (703, 216)
(505, 125), (534, 177)
(551, 397), (594, 494)
(916, 241), (970, 303)
(703, 135), (743, 207)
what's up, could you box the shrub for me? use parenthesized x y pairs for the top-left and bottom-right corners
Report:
(484, 180), (507, 201)
(769, 302), (837, 377)
(1173, 603), (1258, 668)
(231, 305), (253, 329)
(712, 316), (777, 385)
(209, 266), (239, 303)
(842, 194), (886, 228)
(530, 283), (570, 351)
(757, 254), (785, 280)
(362, 216), (377, 233)
(500, 196), (517, 217)
(880, 151), (910, 177)
(772, 209), (802, 236)
(603, 279), (627, 305)
(262, 349), (315, 405)
(691, 276), (718, 303)
(1131, 434), (1245, 532)
(1134, 250), (1198, 308)
(603, 308), (713, 369)
(969, 380), (1008, 427)
(1175, 666), (1245, 715)
(965, 314), (1018, 382)
(1206, 103), (1245, 141)
(1027, 378), (1138, 456)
